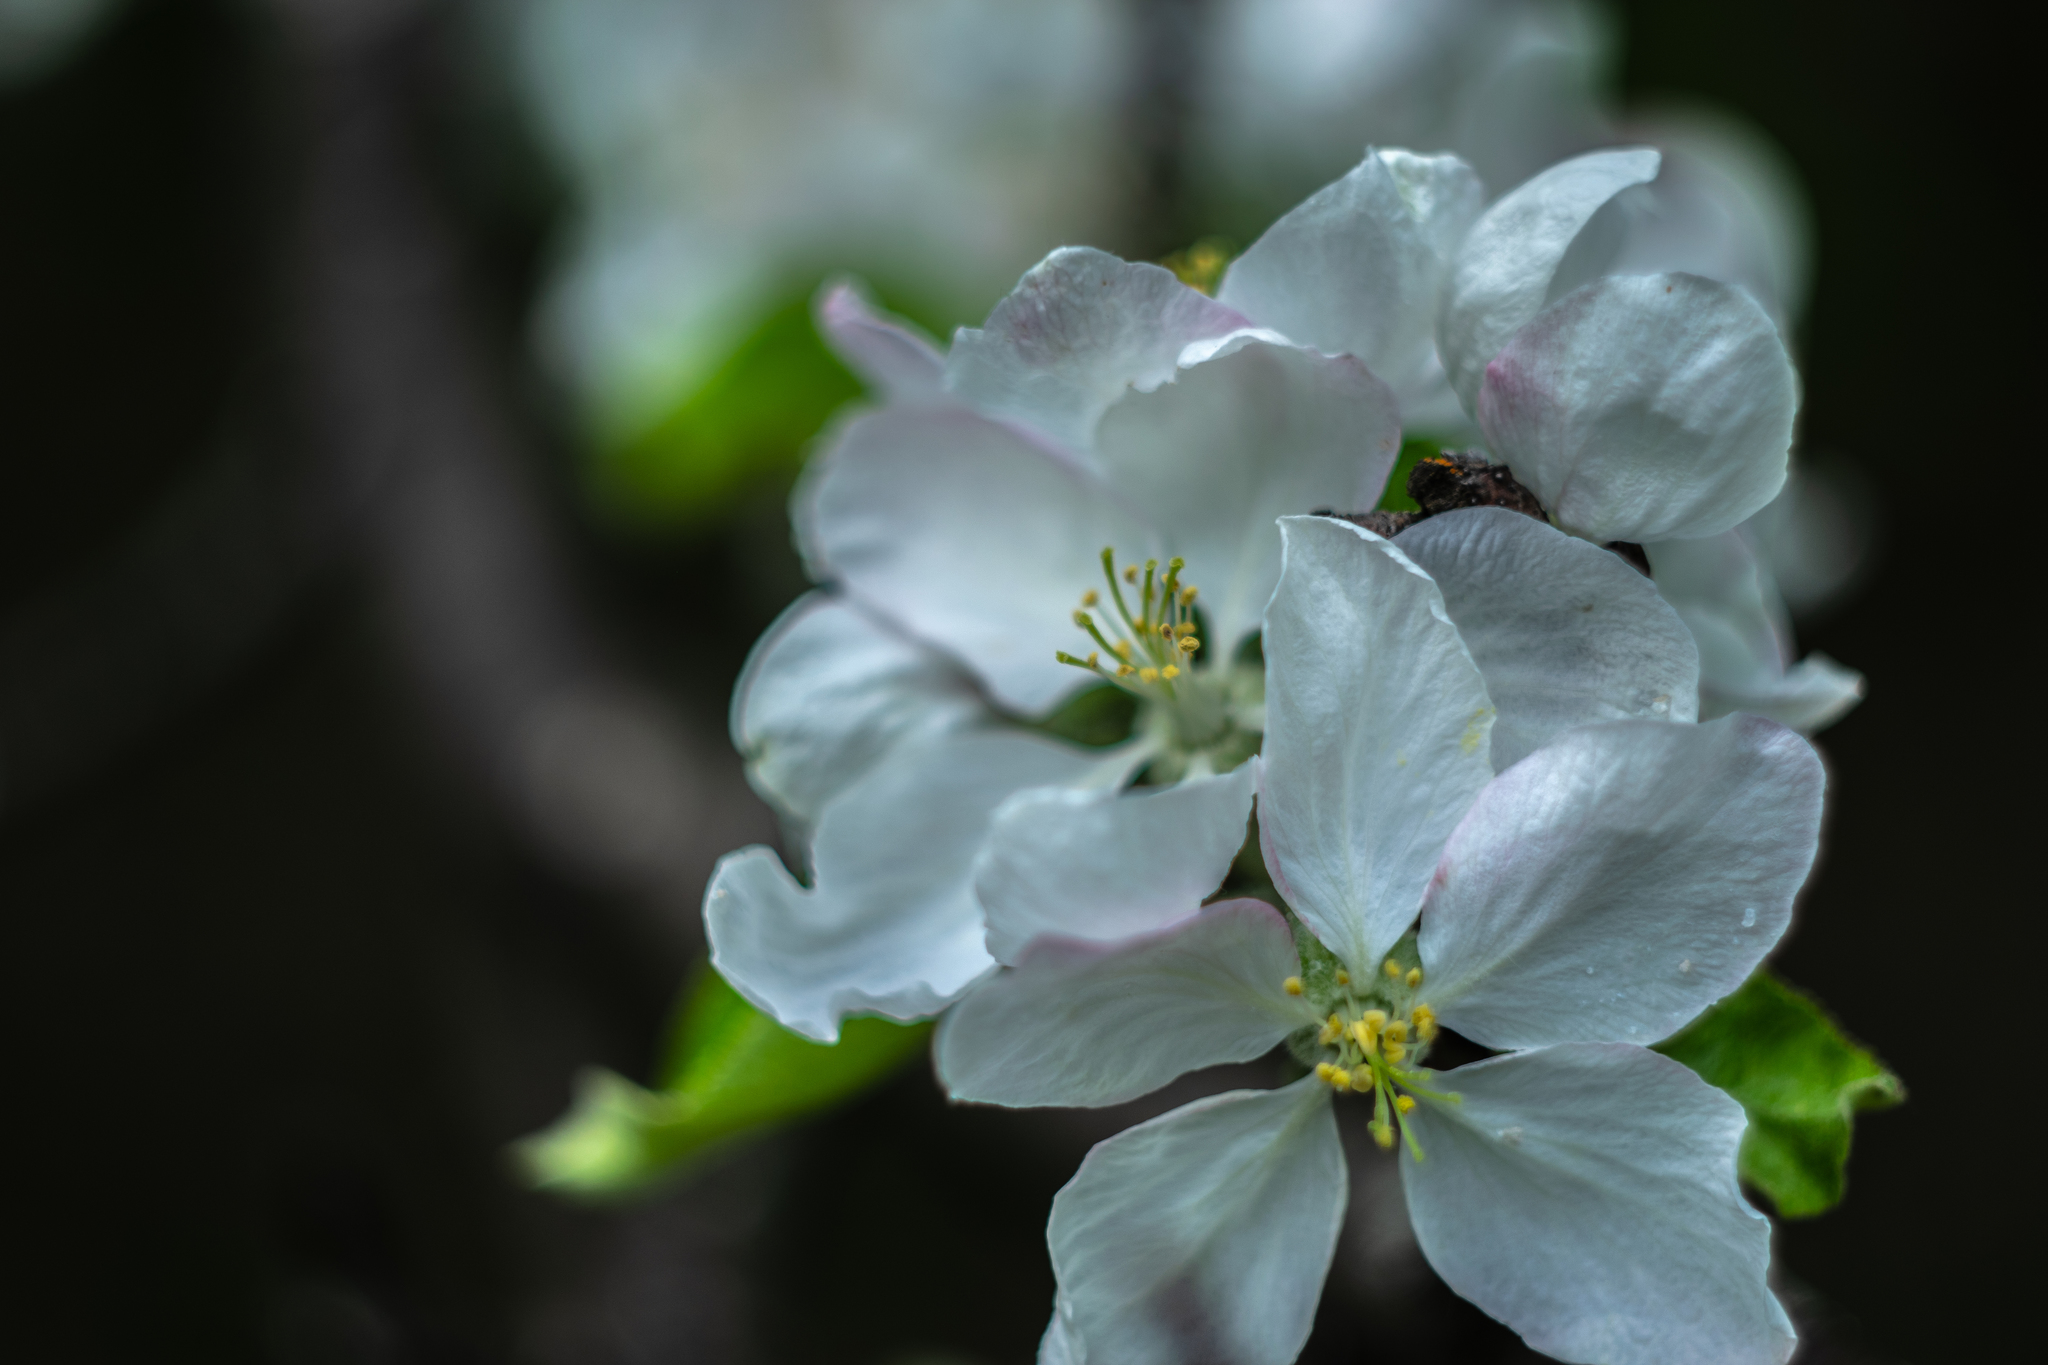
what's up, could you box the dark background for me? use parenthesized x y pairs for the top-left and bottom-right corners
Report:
(0, 1), (2028, 1361)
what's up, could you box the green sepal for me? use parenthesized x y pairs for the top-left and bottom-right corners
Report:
(515, 967), (930, 1199)
(1655, 968), (1903, 1218)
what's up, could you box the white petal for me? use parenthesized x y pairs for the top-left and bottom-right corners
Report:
(1419, 716), (1824, 1049)
(1395, 508), (1698, 769)
(1403, 1044), (1795, 1365)
(1647, 533), (1864, 733)
(1037, 1309), (1082, 1365)
(1095, 340), (1402, 651)
(937, 899), (1316, 1108)
(1217, 149), (1483, 402)
(1048, 1078), (1344, 1365)
(732, 592), (984, 829)
(1440, 147), (1662, 411)
(1477, 272), (1798, 543)
(1259, 516), (1495, 975)
(800, 404), (1157, 714)
(977, 765), (1255, 965)
(946, 248), (1251, 456)
(705, 728), (1101, 1041)
(813, 280), (946, 402)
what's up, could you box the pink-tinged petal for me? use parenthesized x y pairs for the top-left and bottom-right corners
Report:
(814, 279), (946, 401)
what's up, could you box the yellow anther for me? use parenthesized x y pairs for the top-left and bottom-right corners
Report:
(1161, 664), (1180, 680)
(1113, 640), (1133, 659)
(1177, 637), (1200, 654)
(1333, 969), (1350, 986)
(1361, 1009), (1387, 1031)
(1383, 1041), (1407, 1064)
(1180, 585), (1198, 605)
(1283, 976), (1304, 996)
(1395, 1095), (1416, 1115)
(1139, 667), (1160, 683)
(1117, 664), (1136, 678)
(1158, 622), (1175, 638)
(1383, 1020), (1409, 1044)
(1314, 1062), (1337, 1083)
(1351, 1019), (1376, 1052)
(1411, 1004), (1438, 1042)
(1372, 1123), (1396, 1150)
(1328, 1068), (1354, 1092)
(1080, 590), (1099, 607)
(1124, 565), (1139, 584)
(1318, 1014), (1344, 1046)
(1406, 967), (1423, 988)
(1384, 959), (1403, 980)
(1086, 652), (1100, 667)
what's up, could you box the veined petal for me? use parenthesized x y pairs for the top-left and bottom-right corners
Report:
(1259, 516), (1495, 975)
(1096, 340), (1401, 651)
(1440, 147), (1662, 411)
(705, 728), (1100, 1041)
(1403, 1044), (1795, 1365)
(937, 899), (1316, 1109)
(1647, 533), (1864, 733)
(977, 765), (1255, 965)
(800, 404), (1157, 714)
(1419, 717), (1824, 1049)
(814, 280), (947, 402)
(1395, 508), (1698, 769)
(946, 248), (1251, 456)
(1477, 272), (1798, 543)
(1217, 149), (1483, 401)
(1048, 1078), (1344, 1365)
(732, 592), (984, 829)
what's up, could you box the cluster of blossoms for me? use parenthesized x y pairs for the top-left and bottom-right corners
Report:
(706, 144), (1842, 1363)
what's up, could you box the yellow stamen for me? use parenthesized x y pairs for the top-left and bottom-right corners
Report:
(1124, 566), (1139, 584)
(1406, 967), (1423, 988)
(1373, 1123), (1396, 1150)
(1383, 1041), (1406, 1064)
(1351, 1019), (1376, 1053)
(1080, 590), (1099, 607)
(1282, 976), (1303, 997)
(1395, 1095), (1416, 1115)
(1113, 640), (1133, 660)
(1138, 667), (1160, 683)
(1177, 637), (1200, 654)
(1161, 664), (1180, 680)
(1317, 1014), (1344, 1046)
(1333, 969), (1350, 986)
(1180, 585), (1198, 605)
(1384, 959), (1403, 980)
(1383, 1020), (1409, 1044)
(1360, 1009), (1388, 1032)
(1411, 1004), (1438, 1042)
(1072, 610), (1094, 628)
(1329, 1067), (1353, 1092)
(1117, 664), (1136, 678)
(1086, 652), (1099, 667)
(1315, 1062), (1337, 1083)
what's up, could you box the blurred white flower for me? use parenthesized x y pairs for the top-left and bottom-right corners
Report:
(510, 0), (1131, 440)
(940, 515), (1822, 1365)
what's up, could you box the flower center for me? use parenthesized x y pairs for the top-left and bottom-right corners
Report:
(1282, 949), (1459, 1157)
(1055, 548), (1250, 766)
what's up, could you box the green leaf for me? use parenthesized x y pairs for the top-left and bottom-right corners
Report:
(1376, 437), (1442, 512)
(516, 967), (931, 1199)
(1655, 969), (1903, 1217)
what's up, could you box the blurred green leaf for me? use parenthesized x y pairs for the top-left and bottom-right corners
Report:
(517, 967), (930, 1199)
(1030, 682), (1139, 748)
(1656, 969), (1902, 1217)
(1376, 436), (1442, 513)
(591, 289), (863, 529)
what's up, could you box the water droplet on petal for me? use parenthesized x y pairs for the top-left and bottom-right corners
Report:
(1742, 907), (1758, 927)
(1584, 965), (1595, 975)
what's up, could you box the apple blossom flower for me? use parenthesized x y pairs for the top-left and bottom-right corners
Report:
(939, 515), (1824, 1365)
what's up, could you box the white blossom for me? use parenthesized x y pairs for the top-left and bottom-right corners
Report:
(939, 515), (1824, 1365)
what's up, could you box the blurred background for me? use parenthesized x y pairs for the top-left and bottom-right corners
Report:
(0, 0), (2025, 1361)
